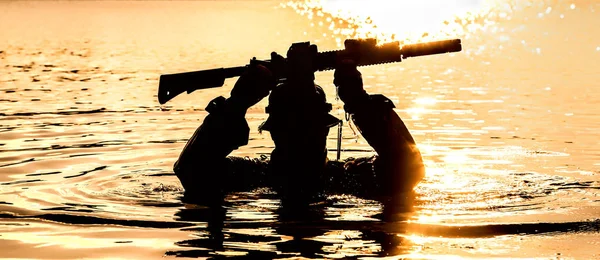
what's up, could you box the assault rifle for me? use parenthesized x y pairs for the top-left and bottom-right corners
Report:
(158, 38), (462, 104)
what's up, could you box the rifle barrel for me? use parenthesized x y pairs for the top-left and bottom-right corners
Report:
(401, 39), (462, 58)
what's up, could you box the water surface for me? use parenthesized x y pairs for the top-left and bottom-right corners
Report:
(1, 1), (599, 259)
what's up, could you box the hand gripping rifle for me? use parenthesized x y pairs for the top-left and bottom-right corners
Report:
(157, 38), (462, 104)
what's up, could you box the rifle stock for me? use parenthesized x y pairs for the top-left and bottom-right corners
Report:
(158, 38), (462, 104)
(158, 66), (246, 105)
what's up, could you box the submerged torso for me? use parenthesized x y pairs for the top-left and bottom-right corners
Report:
(181, 155), (393, 203)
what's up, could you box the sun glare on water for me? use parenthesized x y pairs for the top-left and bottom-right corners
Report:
(284, 0), (505, 45)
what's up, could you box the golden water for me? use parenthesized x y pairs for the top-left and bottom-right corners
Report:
(1, 1), (599, 259)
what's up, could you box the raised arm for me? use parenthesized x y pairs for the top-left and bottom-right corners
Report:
(173, 64), (275, 196)
(334, 61), (425, 193)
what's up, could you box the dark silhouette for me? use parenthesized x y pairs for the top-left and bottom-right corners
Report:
(172, 41), (426, 207)
(162, 38), (457, 259)
(157, 39), (462, 105)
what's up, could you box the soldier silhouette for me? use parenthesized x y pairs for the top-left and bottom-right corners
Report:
(173, 43), (425, 207)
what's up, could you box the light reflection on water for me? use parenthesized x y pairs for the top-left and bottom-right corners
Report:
(1, 0), (599, 259)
